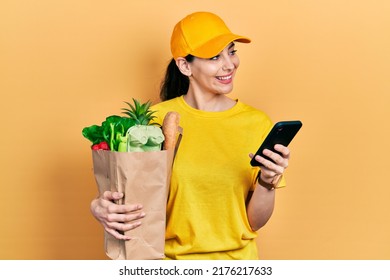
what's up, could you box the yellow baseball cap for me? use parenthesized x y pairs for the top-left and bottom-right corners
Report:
(170, 11), (251, 60)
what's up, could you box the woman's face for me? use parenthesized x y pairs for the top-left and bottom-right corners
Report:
(188, 42), (240, 96)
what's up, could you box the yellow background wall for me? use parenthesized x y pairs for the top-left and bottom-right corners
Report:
(1, 0), (389, 259)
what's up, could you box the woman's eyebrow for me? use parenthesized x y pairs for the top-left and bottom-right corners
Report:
(228, 42), (236, 48)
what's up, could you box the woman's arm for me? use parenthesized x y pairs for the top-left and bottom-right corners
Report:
(247, 144), (290, 231)
(90, 191), (145, 240)
(246, 183), (276, 231)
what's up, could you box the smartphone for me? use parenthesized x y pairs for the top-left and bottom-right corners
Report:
(250, 120), (303, 167)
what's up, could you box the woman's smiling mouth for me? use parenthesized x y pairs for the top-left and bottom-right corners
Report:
(216, 74), (233, 83)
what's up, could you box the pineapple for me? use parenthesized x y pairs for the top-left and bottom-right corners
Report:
(122, 98), (157, 125)
(122, 99), (164, 152)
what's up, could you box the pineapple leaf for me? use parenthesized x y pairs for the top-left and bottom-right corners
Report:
(121, 98), (157, 125)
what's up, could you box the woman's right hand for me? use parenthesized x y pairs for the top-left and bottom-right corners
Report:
(90, 191), (145, 240)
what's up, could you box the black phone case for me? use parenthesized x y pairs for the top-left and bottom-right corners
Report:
(250, 120), (303, 167)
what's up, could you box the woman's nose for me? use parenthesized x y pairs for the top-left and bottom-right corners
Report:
(222, 56), (235, 71)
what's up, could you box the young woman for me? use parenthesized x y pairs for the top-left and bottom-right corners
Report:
(90, 11), (290, 260)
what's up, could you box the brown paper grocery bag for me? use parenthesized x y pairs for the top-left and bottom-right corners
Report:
(92, 148), (175, 260)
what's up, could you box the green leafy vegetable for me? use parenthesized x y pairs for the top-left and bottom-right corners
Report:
(82, 99), (163, 152)
(82, 114), (136, 151)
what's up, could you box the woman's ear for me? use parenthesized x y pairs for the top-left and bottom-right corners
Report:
(175, 57), (192, 77)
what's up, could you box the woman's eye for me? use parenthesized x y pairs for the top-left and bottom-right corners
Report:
(209, 49), (237, 60)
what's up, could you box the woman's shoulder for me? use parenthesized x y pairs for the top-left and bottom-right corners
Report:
(234, 100), (274, 136)
(151, 97), (182, 125)
(236, 100), (272, 122)
(151, 97), (182, 116)
(151, 97), (180, 111)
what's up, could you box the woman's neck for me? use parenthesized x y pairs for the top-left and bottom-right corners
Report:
(183, 93), (236, 112)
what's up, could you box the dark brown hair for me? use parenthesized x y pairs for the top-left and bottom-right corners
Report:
(159, 55), (195, 101)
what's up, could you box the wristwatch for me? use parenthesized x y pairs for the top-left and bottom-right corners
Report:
(256, 171), (281, 191)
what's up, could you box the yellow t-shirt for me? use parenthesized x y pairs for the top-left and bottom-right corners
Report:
(152, 96), (282, 260)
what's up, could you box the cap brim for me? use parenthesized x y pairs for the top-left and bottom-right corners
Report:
(190, 33), (251, 59)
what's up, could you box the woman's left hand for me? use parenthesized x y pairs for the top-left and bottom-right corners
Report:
(250, 144), (290, 185)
